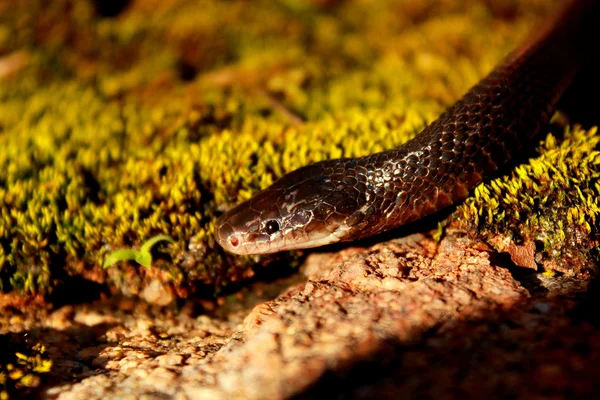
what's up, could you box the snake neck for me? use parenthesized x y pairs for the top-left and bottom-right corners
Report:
(215, 0), (600, 254)
(336, 0), (600, 242)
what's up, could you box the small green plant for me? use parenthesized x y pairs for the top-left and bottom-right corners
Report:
(103, 235), (175, 269)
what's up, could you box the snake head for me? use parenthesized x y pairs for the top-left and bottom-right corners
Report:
(215, 161), (361, 255)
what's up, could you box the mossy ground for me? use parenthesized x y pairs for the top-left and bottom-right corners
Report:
(0, 333), (52, 399)
(459, 124), (600, 275)
(1, 0), (595, 300)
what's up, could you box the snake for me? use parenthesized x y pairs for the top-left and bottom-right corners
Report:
(215, 0), (599, 255)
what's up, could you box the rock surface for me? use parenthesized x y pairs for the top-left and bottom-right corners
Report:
(2, 231), (599, 399)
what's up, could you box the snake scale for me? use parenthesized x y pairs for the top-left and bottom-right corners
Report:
(216, 0), (599, 255)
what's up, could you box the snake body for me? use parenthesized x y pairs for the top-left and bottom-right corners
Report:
(216, 0), (599, 255)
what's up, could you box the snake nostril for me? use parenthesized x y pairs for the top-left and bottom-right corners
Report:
(229, 235), (240, 247)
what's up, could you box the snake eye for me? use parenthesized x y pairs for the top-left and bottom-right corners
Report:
(265, 220), (280, 235)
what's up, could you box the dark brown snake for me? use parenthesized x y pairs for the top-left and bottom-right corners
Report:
(216, 0), (600, 255)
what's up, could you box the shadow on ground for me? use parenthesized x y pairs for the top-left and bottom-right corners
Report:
(295, 275), (600, 399)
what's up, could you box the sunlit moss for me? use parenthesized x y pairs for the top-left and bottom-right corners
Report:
(0, 337), (52, 399)
(1, 0), (585, 296)
(459, 126), (600, 274)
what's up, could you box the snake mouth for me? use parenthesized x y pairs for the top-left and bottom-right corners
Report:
(215, 217), (349, 255)
(214, 218), (272, 255)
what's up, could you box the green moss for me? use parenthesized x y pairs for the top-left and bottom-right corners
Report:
(0, 335), (52, 399)
(459, 126), (600, 275)
(2, 0), (589, 297)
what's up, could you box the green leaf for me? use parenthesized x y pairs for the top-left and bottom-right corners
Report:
(103, 235), (174, 269)
(135, 251), (153, 269)
(103, 249), (140, 269)
(140, 235), (175, 253)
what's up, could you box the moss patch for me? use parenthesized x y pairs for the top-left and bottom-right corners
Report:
(459, 126), (600, 275)
(3, 0), (594, 298)
(0, 334), (52, 399)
